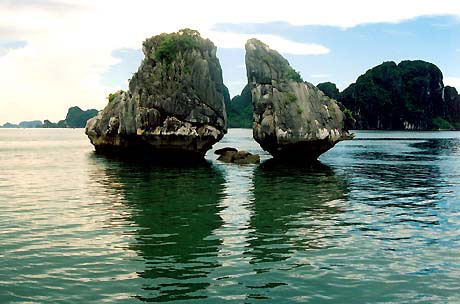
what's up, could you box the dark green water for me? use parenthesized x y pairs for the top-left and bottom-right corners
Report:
(1, 128), (459, 303)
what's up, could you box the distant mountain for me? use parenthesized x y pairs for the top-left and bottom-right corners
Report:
(225, 84), (252, 128)
(1, 106), (98, 128)
(64, 106), (98, 128)
(42, 119), (67, 128)
(2, 120), (43, 128)
(1, 122), (19, 128)
(19, 120), (43, 128)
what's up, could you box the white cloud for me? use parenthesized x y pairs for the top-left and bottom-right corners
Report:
(205, 31), (329, 55)
(445, 77), (460, 91)
(1, 0), (460, 122)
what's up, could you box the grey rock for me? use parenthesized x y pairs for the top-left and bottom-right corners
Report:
(217, 151), (237, 163)
(85, 29), (227, 160)
(245, 39), (353, 161)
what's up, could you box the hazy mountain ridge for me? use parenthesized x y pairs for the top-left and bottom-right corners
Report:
(1, 106), (98, 128)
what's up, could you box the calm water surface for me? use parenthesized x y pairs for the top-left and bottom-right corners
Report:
(1, 128), (459, 303)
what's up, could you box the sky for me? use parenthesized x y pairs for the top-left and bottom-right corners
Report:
(0, 0), (459, 124)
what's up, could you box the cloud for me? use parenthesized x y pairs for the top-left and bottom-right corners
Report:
(0, 0), (459, 122)
(205, 31), (329, 55)
(444, 77), (460, 91)
(2, 0), (83, 11)
(0, 41), (27, 56)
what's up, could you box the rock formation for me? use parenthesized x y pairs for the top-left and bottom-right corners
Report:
(245, 39), (353, 160)
(86, 29), (227, 159)
(339, 60), (460, 130)
(215, 147), (260, 164)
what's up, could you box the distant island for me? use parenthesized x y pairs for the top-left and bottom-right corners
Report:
(336, 60), (460, 130)
(225, 60), (460, 130)
(1, 106), (98, 128)
(224, 84), (252, 128)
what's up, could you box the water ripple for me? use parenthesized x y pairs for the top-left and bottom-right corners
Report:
(1, 129), (460, 302)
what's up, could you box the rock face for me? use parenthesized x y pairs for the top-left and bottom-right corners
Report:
(339, 60), (459, 130)
(86, 29), (227, 159)
(245, 39), (352, 160)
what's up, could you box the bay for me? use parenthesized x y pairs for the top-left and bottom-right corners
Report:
(0, 128), (459, 303)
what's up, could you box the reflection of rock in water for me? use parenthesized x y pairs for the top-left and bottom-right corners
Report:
(249, 160), (348, 265)
(91, 155), (225, 302)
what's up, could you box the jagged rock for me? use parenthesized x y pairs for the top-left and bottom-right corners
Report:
(245, 39), (353, 160)
(86, 29), (227, 160)
(216, 148), (260, 164)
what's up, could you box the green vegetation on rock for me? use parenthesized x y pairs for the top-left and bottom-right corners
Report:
(284, 92), (297, 104)
(153, 29), (201, 64)
(107, 93), (117, 103)
(285, 69), (303, 83)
